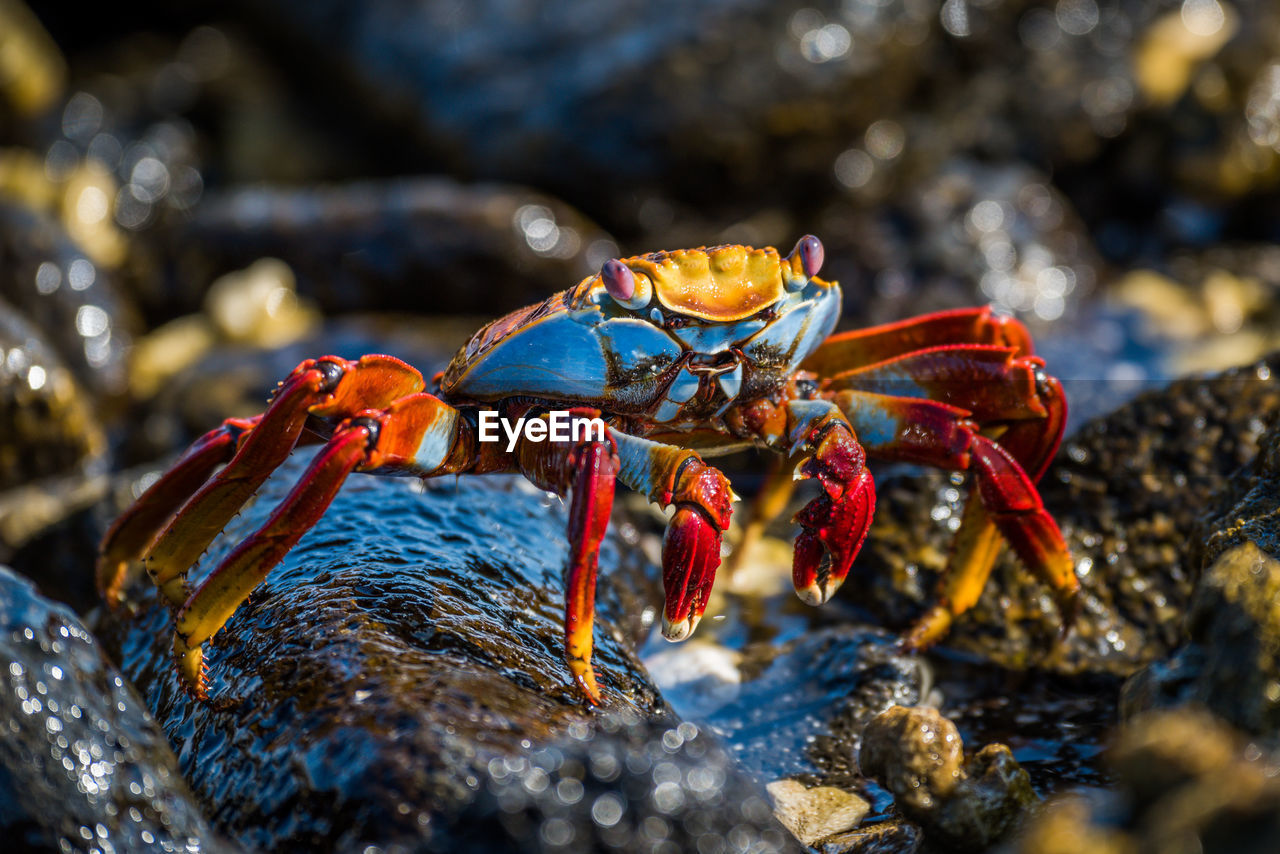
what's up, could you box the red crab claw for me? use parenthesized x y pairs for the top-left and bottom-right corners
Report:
(661, 462), (733, 642)
(143, 355), (423, 608)
(792, 424), (876, 606)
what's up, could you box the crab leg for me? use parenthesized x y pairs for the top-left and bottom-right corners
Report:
(611, 432), (734, 642)
(97, 416), (258, 606)
(512, 410), (620, 704)
(171, 392), (466, 700)
(826, 367), (1075, 648)
(802, 306), (1034, 377)
(145, 355), (424, 607)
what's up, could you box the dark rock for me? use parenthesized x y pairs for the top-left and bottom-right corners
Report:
(100, 455), (790, 850)
(0, 567), (228, 853)
(1015, 708), (1280, 854)
(859, 705), (1036, 851)
(817, 819), (921, 854)
(1121, 415), (1280, 734)
(449, 713), (802, 853)
(0, 201), (137, 396)
(652, 626), (925, 794)
(161, 179), (617, 318)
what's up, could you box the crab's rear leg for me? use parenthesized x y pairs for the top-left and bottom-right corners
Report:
(97, 415), (259, 606)
(172, 392), (469, 701)
(825, 368), (1075, 648)
(140, 355), (424, 608)
(802, 306), (1034, 378)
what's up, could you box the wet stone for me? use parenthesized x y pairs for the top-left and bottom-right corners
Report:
(859, 705), (1036, 851)
(1016, 708), (1280, 854)
(0, 200), (136, 396)
(162, 179), (615, 318)
(98, 458), (759, 850)
(766, 778), (869, 847)
(652, 626), (926, 796)
(448, 713), (801, 853)
(0, 297), (104, 494)
(1121, 416), (1280, 735)
(0, 566), (227, 853)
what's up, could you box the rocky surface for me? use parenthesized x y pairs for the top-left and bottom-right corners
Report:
(860, 705), (1036, 851)
(98, 456), (795, 851)
(1013, 708), (1280, 854)
(0, 566), (228, 853)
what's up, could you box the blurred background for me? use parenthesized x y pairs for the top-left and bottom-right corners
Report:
(3, 0), (1279, 603)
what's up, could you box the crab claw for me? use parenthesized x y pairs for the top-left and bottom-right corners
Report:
(792, 425), (876, 605)
(658, 461), (733, 641)
(661, 506), (722, 640)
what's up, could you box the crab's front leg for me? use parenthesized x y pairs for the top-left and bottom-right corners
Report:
(734, 398), (878, 605)
(511, 409), (621, 704)
(610, 433), (735, 641)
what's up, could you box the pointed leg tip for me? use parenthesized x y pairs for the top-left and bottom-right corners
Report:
(571, 667), (602, 706)
(661, 612), (701, 642)
(795, 583), (827, 606)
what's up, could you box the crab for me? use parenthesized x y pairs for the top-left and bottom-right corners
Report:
(97, 236), (1078, 705)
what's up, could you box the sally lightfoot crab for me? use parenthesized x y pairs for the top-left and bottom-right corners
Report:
(97, 236), (1077, 705)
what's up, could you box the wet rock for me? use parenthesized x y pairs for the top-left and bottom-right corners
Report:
(0, 566), (227, 852)
(161, 179), (616, 317)
(1121, 415), (1280, 734)
(859, 705), (1036, 850)
(1199, 416), (1280, 566)
(100, 453), (791, 850)
(767, 778), (869, 847)
(244, 0), (928, 225)
(648, 624), (926, 794)
(450, 714), (801, 853)
(854, 353), (1280, 677)
(0, 299), (110, 609)
(0, 299), (104, 495)
(817, 820), (922, 854)
(1014, 708), (1280, 854)
(1121, 542), (1280, 734)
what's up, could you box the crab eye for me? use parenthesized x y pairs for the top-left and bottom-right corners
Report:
(789, 234), (824, 281)
(601, 260), (652, 309)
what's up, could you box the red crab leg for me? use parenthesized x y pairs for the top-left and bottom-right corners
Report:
(611, 432), (734, 642)
(172, 392), (464, 700)
(97, 416), (258, 606)
(802, 306), (1033, 377)
(823, 345), (1047, 423)
(145, 355), (424, 608)
(513, 410), (620, 704)
(826, 372), (1075, 647)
